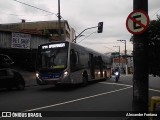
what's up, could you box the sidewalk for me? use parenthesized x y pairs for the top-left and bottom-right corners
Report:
(120, 74), (133, 77)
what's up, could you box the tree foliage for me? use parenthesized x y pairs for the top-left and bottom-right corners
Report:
(130, 17), (160, 76)
(148, 17), (160, 76)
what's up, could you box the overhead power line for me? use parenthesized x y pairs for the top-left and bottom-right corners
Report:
(151, 8), (160, 19)
(13, 0), (58, 17)
(77, 31), (96, 43)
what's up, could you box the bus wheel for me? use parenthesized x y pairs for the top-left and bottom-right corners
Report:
(81, 75), (88, 87)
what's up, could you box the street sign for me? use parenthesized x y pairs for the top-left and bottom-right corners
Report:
(126, 10), (150, 35)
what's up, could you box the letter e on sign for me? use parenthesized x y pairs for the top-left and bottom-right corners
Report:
(126, 10), (150, 35)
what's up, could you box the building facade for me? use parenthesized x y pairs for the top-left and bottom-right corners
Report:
(0, 20), (75, 42)
(0, 20), (75, 70)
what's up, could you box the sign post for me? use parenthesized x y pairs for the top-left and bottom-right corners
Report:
(132, 0), (149, 120)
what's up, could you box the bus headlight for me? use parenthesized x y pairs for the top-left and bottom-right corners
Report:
(63, 70), (69, 78)
(98, 72), (101, 75)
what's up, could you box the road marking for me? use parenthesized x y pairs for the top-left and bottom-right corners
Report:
(22, 86), (132, 112)
(100, 82), (132, 87)
(149, 88), (160, 93)
(101, 82), (160, 93)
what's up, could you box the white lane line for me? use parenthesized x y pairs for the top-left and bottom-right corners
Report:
(101, 82), (160, 93)
(149, 88), (160, 93)
(100, 82), (132, 87)
(22, 86), (132, 112)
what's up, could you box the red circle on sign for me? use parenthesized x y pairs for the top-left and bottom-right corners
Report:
(126, 10), (150, 35)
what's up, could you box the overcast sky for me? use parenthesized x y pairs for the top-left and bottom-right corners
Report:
(0, 0), (159, 54)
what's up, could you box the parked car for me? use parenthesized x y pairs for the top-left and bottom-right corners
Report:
(0, 54), (14, 68)
(0, 68), (25, 90)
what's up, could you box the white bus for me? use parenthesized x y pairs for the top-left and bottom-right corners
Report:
(35, 41), (112, 86)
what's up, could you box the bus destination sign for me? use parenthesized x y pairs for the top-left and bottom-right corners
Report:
(42, 43), (65, 49)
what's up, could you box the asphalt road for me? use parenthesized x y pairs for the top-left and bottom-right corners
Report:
(0, 73), (160, 120)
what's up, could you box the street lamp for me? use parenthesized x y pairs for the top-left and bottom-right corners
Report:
(117, 40), (128, 75)
(113, 46), (120, 68)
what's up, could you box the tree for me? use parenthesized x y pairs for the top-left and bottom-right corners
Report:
(129, 16), (160, 76)
(148, 16), (160, 76)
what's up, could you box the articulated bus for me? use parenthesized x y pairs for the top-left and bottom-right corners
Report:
(35, 41), (112, 86)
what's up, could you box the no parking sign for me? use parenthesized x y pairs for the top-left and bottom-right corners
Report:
(126, 10), (150, 35)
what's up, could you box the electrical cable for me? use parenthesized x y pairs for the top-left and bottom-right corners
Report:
(77, 31), (96, 43)
(13, 0), (58, 17)
(150, 8), (160, 19)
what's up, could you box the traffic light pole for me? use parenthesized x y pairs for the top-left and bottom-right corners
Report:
(72, 26), (97, 43)
(132, 0), (149, 120)
(72, 22), (103, 43)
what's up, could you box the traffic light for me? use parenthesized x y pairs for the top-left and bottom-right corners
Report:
(97, 22), (103, 33)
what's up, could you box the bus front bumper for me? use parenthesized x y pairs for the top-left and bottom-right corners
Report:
(36, 72), (71, 85)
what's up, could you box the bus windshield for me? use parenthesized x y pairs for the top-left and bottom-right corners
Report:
(37, 43), (68, 70)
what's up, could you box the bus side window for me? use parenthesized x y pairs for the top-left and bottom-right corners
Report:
(70, 49), (78, 65)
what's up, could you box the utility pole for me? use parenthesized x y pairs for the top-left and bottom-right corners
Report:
(124, 40), (127, 75)
(118, 46), (120, 67)
(113, 46), (120, 67)
(117, 40), (127, 75)
(58, 0), (61, 40)
(132, 0), (149, 120)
